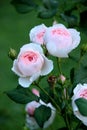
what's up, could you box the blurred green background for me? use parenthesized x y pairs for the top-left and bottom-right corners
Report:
(0, 1), (54, 130)
(0, 0), (87, 130)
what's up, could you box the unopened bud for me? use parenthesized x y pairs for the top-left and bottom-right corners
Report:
(53, 20), (58, 25)
(58, 74), (66, 84)
(32, 88), (39, 97)
(8, 48), (17, 60)
(48, 75), (57, 88)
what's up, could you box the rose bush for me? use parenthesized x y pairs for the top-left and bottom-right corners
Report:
(44, 23), (81, 57)
(72, 83), (87, 126)
(7, 21), (87, 130)
(12, 43), (53, 87)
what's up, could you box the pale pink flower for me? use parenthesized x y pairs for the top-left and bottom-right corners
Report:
(25, 100), (56, 130)
(12, 43), (53, 88)
(44, 23), (80, 57)
(29, 24), (47, 45)
(72, 83), (87, 126)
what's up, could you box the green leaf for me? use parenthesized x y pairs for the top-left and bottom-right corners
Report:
(11, 0), (37, 13)
(70, 68), (75, 84)
(80, 52), (87, 67)
(40, 87), (54, 103)
(72, 52), (87, 85)
(34, 105), (51, 128)
(73, 64), (87, 85)
(61, 13), (79, 27)
(49, 0), (58, 8)
(38, 8), (57, 19)
(5, 86), (39, 104)
(75, 98), (87, 116)
(71, 10), (80, 26)
(43, 0), (58, 9)
(77, 3), (87, 13)
(13, 4), (34, 13)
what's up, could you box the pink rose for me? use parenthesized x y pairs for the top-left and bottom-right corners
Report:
(29, 24), (47, 45)
(12, 43), (53, 87)
(72, 83), (87, 126)
(25, 100), (56, 129)
(26, 101), (40, 116)
(44, 24), (81, 57)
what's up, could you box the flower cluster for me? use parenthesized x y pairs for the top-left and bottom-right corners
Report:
(7, 22), (87, 130)
(12, 23), (80, 88)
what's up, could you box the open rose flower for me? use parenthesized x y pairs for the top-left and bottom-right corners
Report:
(72, 83), (87, 126)
(44, 23), (81, 57)
(11, 43), (53, 87)
(29, 24), (47, 45)
(25, 100), (56, 130)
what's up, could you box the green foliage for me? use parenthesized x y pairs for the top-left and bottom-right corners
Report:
(40, 87), (54, 103)
(5, 86), (39, 104)
(80, 52), (87, 67)
(73, 65), (87, 85)
(11, 0), (37, 13)
(58, 127), (68, 130)
(38, 8), (57, 19)
(75, 98), (87, 116)
(34, 105), (51, 128)
(11, 0), (87, 27)
(72, 52), (87, 86)
(43, 0), (58, 8)
(38, 0), (58, 19)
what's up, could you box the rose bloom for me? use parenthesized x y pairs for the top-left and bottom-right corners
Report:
(44, 23), (81, 57)
(29, 24), (47, 45)
(12, 43), (53, 87)
(72, 83), (87, 126)
(25, 100), (56, 130)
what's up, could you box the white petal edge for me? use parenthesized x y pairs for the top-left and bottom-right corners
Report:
(18, 72), (40, 88)
(73, 83), (82, 94)
(19, 43), (44, 55)
(73, 83), (87, 95)
(26, 114), (39, 129)
(72, 96), (78, 111)
(11, 59), (23, 77)
(74, 111), (87, 126)
(68, 29), (81, 50)
(40, 55), (53, 75)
